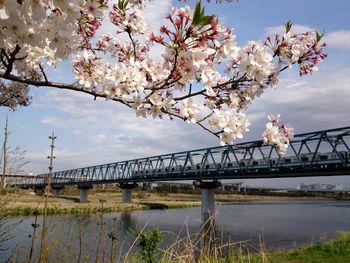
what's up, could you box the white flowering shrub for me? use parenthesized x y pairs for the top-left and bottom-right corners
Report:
(0, 1), (327, 154)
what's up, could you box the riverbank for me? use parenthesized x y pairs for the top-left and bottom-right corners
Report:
(237, 231), (350, 263)
(178, 231), (350, 263)
(1, 188), (342, 216)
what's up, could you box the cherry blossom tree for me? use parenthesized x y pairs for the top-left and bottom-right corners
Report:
(0, 0), (327, 154)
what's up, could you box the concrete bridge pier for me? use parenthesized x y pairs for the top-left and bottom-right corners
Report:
(77, 184), (93, 203)
(52, 185), (65, 198)
(33, 185), (45, 196)
(194, 180), (222, 224)
(119, 182), (138, 203)
(194, 180), (222, 253)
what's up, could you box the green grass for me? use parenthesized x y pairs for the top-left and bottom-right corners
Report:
(245, 231), (350, 263)
(160, 231), (350, 263)
(5, 205), (135, 216)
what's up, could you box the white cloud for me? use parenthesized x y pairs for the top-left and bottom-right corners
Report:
(264, 24), (314, 36)
(41, 116), (72, 129)
(141, 0), (172, 32)
(324, 30), (350, 49)
(245, 66), (350, 138)
(35, 88), (217, 172)
(26, 148), (85, 173)
(72, 129), (82, 135)
(87, 133), (107, 144)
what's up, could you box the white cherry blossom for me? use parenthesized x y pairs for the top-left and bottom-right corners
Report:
(262, 115), (294, 155)
(0, 1), (327, 154)
(182, 99), (200, 123)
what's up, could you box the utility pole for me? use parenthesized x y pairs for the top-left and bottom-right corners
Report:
(39, 131), (56, 263)
(1, 115), (8, 189)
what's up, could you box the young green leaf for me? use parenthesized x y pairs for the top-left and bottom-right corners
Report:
(192, 1), (203, 27)
(98, 4), (109, 10)
(192, 1), (214, 27)
(285, 21), (293, 33)
(316, 30), (325, 43)
(118, 0), (128, 11)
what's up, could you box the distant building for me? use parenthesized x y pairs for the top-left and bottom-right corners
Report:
(335, 184), (346, 191)
(222, 182), (243, 192)
(299, 183), (345, 192)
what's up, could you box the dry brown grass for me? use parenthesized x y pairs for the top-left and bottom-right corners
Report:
(5, 190), (142, 215)
(3, 188), (327, 216)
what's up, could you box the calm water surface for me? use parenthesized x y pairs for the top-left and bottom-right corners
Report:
(2, 200), (350, 262)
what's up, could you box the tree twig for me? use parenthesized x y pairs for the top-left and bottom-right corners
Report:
(39, 64), (49, 84)
(4, 45), (21, 76)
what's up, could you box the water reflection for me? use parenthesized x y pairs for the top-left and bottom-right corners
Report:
(120, 211), (134, 231)
(2, 200), (350, 262)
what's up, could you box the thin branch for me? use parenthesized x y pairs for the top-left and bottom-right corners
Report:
(127, 30), (137, 60)
(156, 48), (180, 89)
(4, 45), (21, 76)
(197, 111), (214, 123)
(143, 51), (181, 100)
(0, 49), (8, 68)
(39, 64), (48, 84)
(174, 89), (206, 101)
(209, 75), (249, 91)
(165, 110), (220, 139)
(279, 65), (289, 73)
(0, 72), (132, 108)
(0, 97), (10, 106)
(196, 119), (220, 138)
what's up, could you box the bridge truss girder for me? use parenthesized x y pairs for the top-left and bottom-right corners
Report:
(17, 126), (350, 188)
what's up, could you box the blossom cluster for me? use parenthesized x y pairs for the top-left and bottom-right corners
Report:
(0, 1), (327, 154)
(1, 1), (78, 76)
(209, 109), (251, 145)
(264, 29), (327, 76)
(262, 115), (294, 155)
(0, 80), (31, 111)
(110, 3), (147, 35)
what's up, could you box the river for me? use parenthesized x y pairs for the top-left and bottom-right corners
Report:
(2, 200), (350, 262)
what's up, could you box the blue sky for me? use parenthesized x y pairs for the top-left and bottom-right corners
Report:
(1, 0), (350, 187)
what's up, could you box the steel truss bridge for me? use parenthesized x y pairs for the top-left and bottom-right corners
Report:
(2, 174), (36, 186)
(15, 126), (350, 188)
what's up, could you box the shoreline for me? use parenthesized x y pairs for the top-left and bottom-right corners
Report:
(2, 189), (349, 262)
(2, 189), (348, 217)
